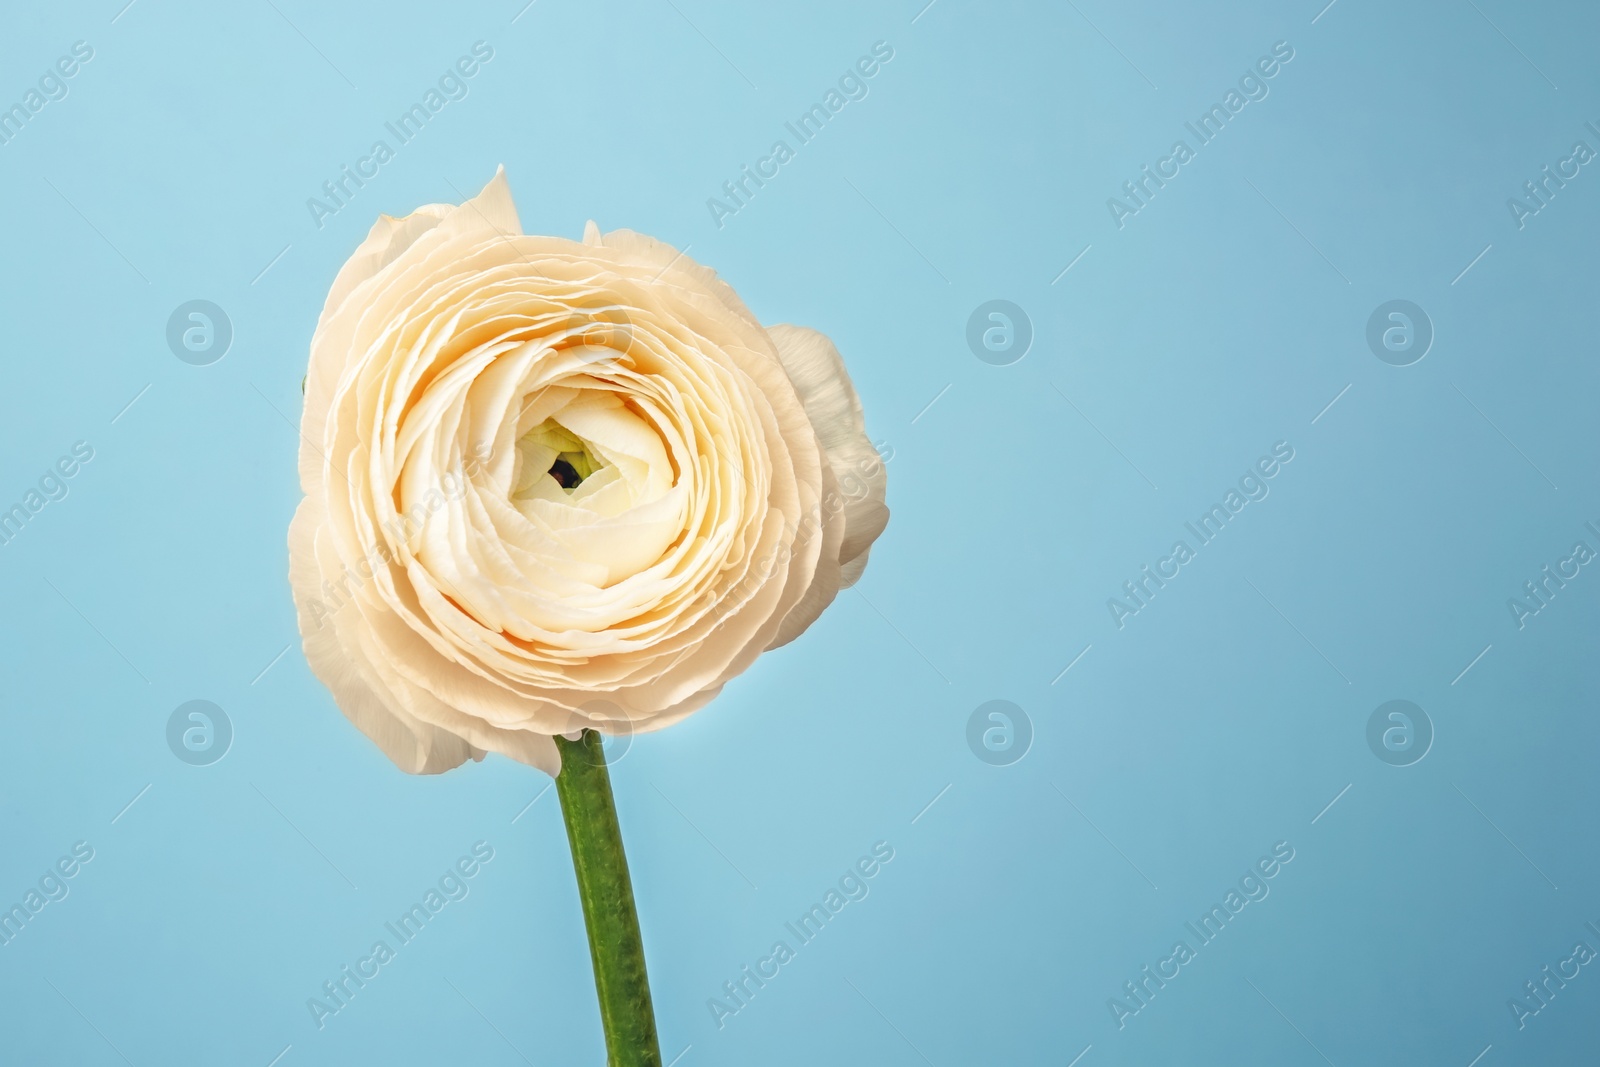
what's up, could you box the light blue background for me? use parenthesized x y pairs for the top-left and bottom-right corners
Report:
(2, 1), (1597, 1064)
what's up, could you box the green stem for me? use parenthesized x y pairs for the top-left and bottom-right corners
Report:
(554, 730), (662, 1067)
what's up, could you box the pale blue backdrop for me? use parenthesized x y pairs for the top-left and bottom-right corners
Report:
(1, 1), (1597, 1064)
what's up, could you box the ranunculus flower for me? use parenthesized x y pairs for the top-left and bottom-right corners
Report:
(289, 168), (888, 777)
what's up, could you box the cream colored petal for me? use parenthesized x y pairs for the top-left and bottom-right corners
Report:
(766, 455), (847, 648)
(596, 227), (768, 337)
(433, 165), (523, 243)
(838, 551), (872, 588)
(288, 498), (481, 774)
(319, 206), (452, 332)
(316, 167), (522, 333)
(300, 168), (524, 499)
(766, 324), (889, 583)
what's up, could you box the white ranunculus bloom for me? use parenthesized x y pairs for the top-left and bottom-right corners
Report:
(289, 169), (888, 775)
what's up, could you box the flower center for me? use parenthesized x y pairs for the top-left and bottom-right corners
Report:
(515, 418), (604, 496)
(501, 393), (683, 588)
(547, 457), (583, 489)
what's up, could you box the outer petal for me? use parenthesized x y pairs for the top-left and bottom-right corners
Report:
(301, 168), (524, 498)
(595, 227), (768, 338)
(289, 497), (482, 773)
(290, 496), (564, 776)
(319, 166), (523, 334)
(767, 324), (889, 583)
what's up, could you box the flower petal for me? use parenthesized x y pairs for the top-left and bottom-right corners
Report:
(767, 324), (889, 582)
